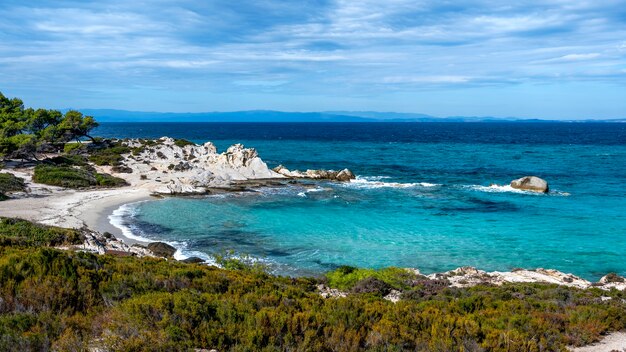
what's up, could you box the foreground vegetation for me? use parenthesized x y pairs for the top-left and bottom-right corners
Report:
(0, 219), (624, 351)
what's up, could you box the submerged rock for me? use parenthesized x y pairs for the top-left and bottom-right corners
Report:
(510, 176), (549, 193)
(147, 242), (177, 257)
(180, 256), (205, 264)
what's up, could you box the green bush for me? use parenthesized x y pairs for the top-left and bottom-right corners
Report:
(0, 172), (26, 200)
(174, 138), (195, 148)
(326, 265), (421, 291)
(63, 142), (86, 154)
(33, 164), (96, 188)
(0, 217), (84, 247)
(88, 145), (130, 166)
(33, 164), (126, 189)
(95, 173), (128, 187)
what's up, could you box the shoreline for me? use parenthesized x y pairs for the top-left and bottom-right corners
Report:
(0, 167), (154, 246)
(79, 189), (154, 245)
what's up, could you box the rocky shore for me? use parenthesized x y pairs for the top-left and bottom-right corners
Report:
(96, 137), (355, 195)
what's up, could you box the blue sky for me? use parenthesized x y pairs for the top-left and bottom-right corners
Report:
(1, 0), (625, 119)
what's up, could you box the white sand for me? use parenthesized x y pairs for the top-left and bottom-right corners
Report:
(0, 167), (153, 243)
(570, 332), (626, 351)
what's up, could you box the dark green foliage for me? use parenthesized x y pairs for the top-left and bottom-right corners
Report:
(0, 172), (26, 200)
(0, 219), (625, 351)
(88, 144), (130, 166)
(174, 138), (195, 148)
(33, 164), (126, 189)
(351, 277), (392, 296)
(63, 142), (87, 154)
(0, 217), (84, 247)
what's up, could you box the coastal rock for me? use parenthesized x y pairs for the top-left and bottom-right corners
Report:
(598, 273), (626, 291)
(108, 137), (285, 194)
(336, 168), (356, 181)
(56, 228), (154, 257)
(510, 176), (549, 193)
(181, 256), (206, 264)
(316, 284), (347, 299)
(428, 267), (590, 289)
(273, 165), (355, 181)
(147, 242), (177, 257)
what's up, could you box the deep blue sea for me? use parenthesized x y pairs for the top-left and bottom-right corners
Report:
(94, 122), (626, 279)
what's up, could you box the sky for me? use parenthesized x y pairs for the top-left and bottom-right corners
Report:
(1, 0), (625, 119)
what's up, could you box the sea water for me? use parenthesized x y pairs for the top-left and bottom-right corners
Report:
(95, 122), (626, 279)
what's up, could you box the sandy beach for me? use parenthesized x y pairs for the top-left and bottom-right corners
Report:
(0, 167), (153, 244)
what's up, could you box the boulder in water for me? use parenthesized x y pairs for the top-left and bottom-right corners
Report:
(510, 176), (549, 193)
(336, 168), (355, 181)
(147, 242), (177, 257)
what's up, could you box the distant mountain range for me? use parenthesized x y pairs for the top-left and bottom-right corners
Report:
(71, 109), (626, 123)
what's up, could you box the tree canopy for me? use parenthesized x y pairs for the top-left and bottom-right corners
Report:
(0, 92), (99, 159)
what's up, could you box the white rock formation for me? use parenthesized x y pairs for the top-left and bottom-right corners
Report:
(107, 137), (284, 194)
(273, 165), (355, 181)
(427, 266), (626, 291)
(56, 228), (153, 257)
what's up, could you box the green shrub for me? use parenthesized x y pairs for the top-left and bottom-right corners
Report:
(0, 173), (26, 200)
(326, 266), (420, 291)
(47, 154), (89, 167)
(95, 173), (128, 187)
(33, 165), (96, 188)
(33, 164), (126, 189)
(174, 139), (195, 148)
(63, 142), (86, 154)
(88, 145), (130, 166)
(0, 217), (84, 247)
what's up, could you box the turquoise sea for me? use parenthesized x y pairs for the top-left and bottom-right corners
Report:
(95, 122), (626, 280)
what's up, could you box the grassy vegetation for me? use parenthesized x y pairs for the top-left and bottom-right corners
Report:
(0, 219), (624, 351)
(88, 144), (131, 166)
(0, 217), (84, 247)
(33, 164), (127, 188)
(0, 172), (26, 200)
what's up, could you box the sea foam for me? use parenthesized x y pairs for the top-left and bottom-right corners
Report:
(345, 176), (440, 189)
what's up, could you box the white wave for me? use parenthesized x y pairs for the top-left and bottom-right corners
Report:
(108, 201), (154, 242)
(109, 201), (213, 262)
(465, 184), (546, 195)
(298, 187), (326, 197)
(172, 244), (216, 265)
(345, 176), (440, 189)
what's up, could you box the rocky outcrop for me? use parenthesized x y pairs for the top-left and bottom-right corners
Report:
(56, 228), (153, 257)
(426, 266), (626, 291)
(598, 273), (626, 291)
(273, 165), (355, 181)
(105, 137), (284, 194)
(147, 242), (177, 257)
(181, 256), (206, 264)
(510, 176), (549, 193)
